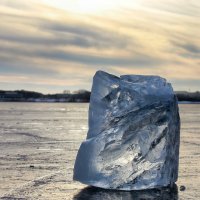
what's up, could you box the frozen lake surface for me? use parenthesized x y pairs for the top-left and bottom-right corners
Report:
(0, 103), (199, 199)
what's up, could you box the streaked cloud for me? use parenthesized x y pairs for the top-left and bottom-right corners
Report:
(0, 0), (199, 93)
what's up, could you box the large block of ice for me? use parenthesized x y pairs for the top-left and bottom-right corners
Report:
(73, 71), (180, 190)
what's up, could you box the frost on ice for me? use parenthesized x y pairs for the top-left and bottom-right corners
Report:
(73, 71), (180, 190)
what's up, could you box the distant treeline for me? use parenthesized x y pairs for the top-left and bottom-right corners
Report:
(0, 90), (199, 102)
(175, 91), (200, 102)
(0, 90), (90, 102)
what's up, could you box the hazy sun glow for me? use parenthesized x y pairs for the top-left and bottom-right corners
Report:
(42, 0), (136, 14)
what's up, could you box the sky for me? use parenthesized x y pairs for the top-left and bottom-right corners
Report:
(0, 0), (199, 93)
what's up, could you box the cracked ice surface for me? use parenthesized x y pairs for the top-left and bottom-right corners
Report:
(73, 71), (180, 190)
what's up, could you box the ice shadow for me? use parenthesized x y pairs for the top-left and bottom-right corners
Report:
(73, 184), (178, 200)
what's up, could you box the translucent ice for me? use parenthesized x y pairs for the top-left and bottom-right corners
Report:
(73, 71), (180, 190)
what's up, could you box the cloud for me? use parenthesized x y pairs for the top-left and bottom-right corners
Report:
(0, 0), (199, 92)
(182, 44), (200, 54)
(169, 39), (200, 61)
(42, 22), (134, 49)
(0, 61), (58, 76)
(177, 43), (200, 58)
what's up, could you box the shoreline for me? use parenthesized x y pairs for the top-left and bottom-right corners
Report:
(0, 101), (200, 104)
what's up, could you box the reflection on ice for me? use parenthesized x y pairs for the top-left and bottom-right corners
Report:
(73, 184), (178, 200)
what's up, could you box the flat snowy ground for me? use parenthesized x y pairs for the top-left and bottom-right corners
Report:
(0, 103), (199, 199)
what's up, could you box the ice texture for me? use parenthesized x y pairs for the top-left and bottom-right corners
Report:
(73, 71), (180, 190)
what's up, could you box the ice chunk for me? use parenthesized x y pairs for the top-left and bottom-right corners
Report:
(73, 71), (180, 190)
